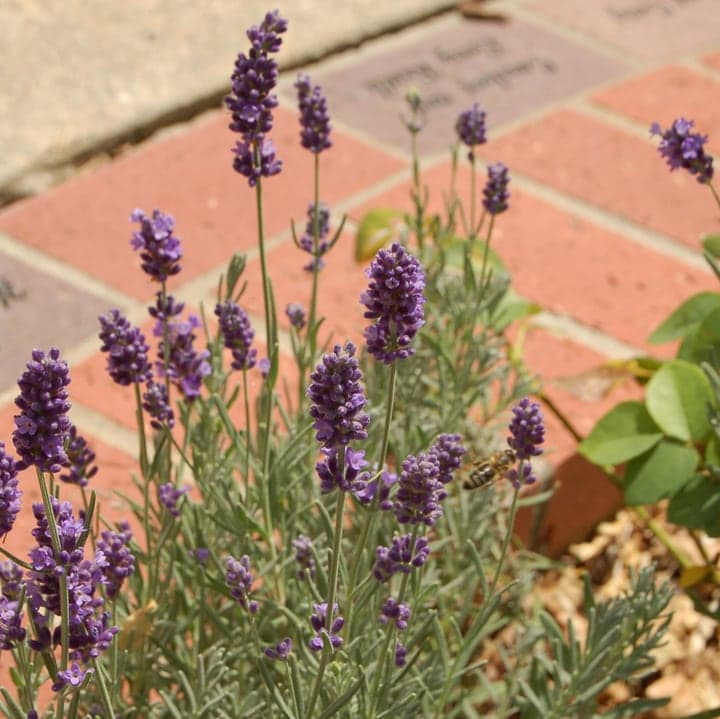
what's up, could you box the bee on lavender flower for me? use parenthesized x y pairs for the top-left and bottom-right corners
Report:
(463, 448), (516, 490)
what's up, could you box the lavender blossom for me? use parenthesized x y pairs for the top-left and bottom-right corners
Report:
(13, 348), (72, 473)
(130, 208), (183, 282)
(393, 451), (445, 526)
(0, 561), (24, 601)
(52, 664), (89, 692)
(395, 642), (407, 667)
(360, 243), (426, 364)
(148, 292), (185, 323)
(429, 434), (466, 485)
(215, 300), (257, 370)
(258, 357), (271, 379)
(307, 342), (369, 448)
(0, 444), (21, 538)
(456, 103), (487, 160)
(265, 637), (293, 661)
(506, 397), (545, 487)
(97, 522), (135, 599)
(298, 202), (331, 272)
(226, 11), (287, 184)
(316, 446), (370, 495)
(0, 597), (25, 649)
(295, 73), (332, 154)
(225, 555), (258, 613)
(373, 534), (430, 583)
(292, 535), (316, 580)
(98, 310), (152, 386)
(286, 302), (307, 330)
(154, 312), (211, 401)
(158, 482), (190, 518)
(142, 380), (175, 429)
(482, 162), (510, 215)
(379, 597), (411, 631)
(650, 118), (714, 183)
(309, 602), (343, 652)
(60, 426), (98, 487)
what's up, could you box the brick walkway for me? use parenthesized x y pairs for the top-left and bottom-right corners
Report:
(2, 1), (720, 553)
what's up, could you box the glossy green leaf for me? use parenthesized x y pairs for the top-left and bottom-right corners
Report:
(667, 474), (720, 536)
(648, 291), (720, 344)
(441, 235), (507, 274)
(353, 208), (404, 262)
(702, 233), (720, 259)
(490, 289), (541, 331)
(675, 306), (720, 365)
(623, 440), (698, 505)
(578, 401), (663, 466)
(645, 360), (714, 441)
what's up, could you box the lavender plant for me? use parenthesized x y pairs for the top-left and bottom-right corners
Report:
(0, 11), (675, 719)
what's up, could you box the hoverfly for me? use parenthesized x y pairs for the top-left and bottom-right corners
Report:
(463, 448), (516, 490)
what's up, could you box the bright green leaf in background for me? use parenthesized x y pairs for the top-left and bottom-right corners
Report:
(667, 474), (720, 536)
(648, 291), (720, 344)
(676, 306), (720, 365)
(623, 440), (699, 505)
(702, 233), (720, 259)
(354, 209), (405, 262)
(645, 359), (714, 442)
(578, 401), (663, 466)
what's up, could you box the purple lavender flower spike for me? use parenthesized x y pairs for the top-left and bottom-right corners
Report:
(0, 561), (24, 601)
(307, 342), (369, 449)
(505, 397), (545, 488)
(225, 555), (258, 613)
(360, 243), (426, 364)
(650, 118), (714, 184)
(99, 310), (152, 386)
(379, 597), (411, 631)
(97, 522), (135, 599)
(60, 426), (98, 487)
(286, 302), (307, 330)
(148, 292), (185, 323)
(215, 300), (257, 371)
(13, 348), (72, 473)
(0, 444), (21, 538)
(158, 483), (190, 518)
(482, 162), (510, 215)
(373, 534), (430, 583)
(393, 451), (445, 526)
(142, 380), (175, 430)
(429, 434), (466, 485)
(309, 602), (344, 652)
(316, 446), (370, 495)
(232, 138), (283, 186)
(258, 357), (271, 379)
(298, 202), (331, 272)
(395, 642), (407, 667)
(52, 663), (89, 692)
(295, 73), (332, 154)
(456, 103), (487, 160)
(0, 596), (26, 649)
(292, 535), (316, 580)
(265, 637), (293, 661)
(130, 208), (183, 282)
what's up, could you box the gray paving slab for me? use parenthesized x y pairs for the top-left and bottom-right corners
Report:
(1, 0), (455, 200)
(292, 13), (629, 156)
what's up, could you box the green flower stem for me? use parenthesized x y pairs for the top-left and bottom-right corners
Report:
(253, 163), (273, 362)
(708, 180), (720, 210)
(91, 658), (115, 719)
(488, 480), (520, 599)
(305, 466), (347, 719)
(410, 131), (425, 251)
(15, 638), (35, 713)
(288, 655), (305, 718)
(346, 361), (398, 630)
(133, 382), (154, 604)
(242, 368), (252, 501)
(0, 546), (30, 570)
(469, 154), (477, 243)
(307, 153), (321, 376)
(477, 214), (495, 293)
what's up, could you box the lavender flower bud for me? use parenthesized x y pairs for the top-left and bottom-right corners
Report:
(292, 535), (316, 580)
(360, 243), (426, 364)
(0, 444), (21, 538)
(298, 202), (331, 272)
(506, 397), (545, 488)
(265, 637), (293, 661)
(130, 208), (183, 282)
(650, 118), (714, 183)
(98, 310), (152, 386)
(231, 138), (282, 186)
(52, 663), (89, 692)
(395, 642), (407, 667)
(482, 162), (510, 215)
(258, 357), (271, 379)
(148, 292), (184, 322)
(316, 446), (370, 495)
(393, 451), (445, 526)
(60, 426), (98, 487)
(97, 522), (135, 599)
(225, 555), (258, 613)
(215, 300), (257, 371)
(158, 483), (190, 518)
(373, 534), (430, 583)
(0, 597), (25, 649)
(286, 302), (307, 330)
(309, 602), (343, 651)
(307, 342), (370, 449)
(379, 597), (411, 631)
(142, 380), (175, 430)
(429, 434), (466, 485)
(295, 73), (332, 154)
(13, 348), (72, 473)
(0, 561), (24, 601)
(456, 103), (487, 160)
